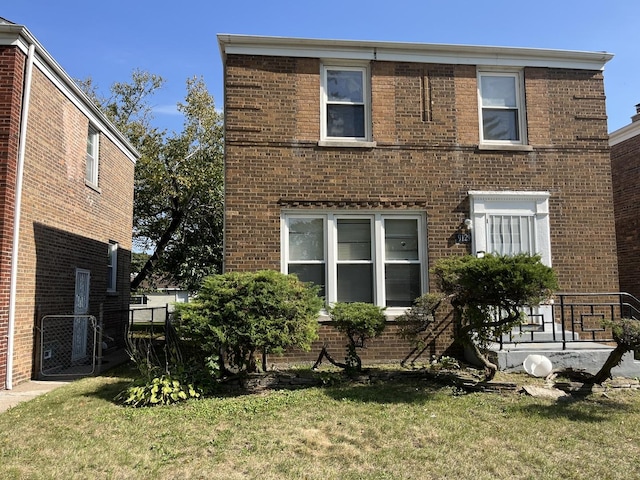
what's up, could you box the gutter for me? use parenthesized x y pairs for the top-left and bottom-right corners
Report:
(6, 42), (35, 390)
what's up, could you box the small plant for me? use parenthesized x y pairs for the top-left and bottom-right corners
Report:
(430, 355), (460, 371)
(116, 374), (201, 407)
(588, 318), (640, 385)
(314, 302), (386, 372)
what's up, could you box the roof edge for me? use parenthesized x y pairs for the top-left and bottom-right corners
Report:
(217, 34), (614, 71)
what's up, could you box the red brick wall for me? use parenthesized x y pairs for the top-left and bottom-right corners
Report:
(223, 54), (618, 365)
(611, 131), (640, 299)
(0, 46), (25, 389)
(7, 59), (134, 385)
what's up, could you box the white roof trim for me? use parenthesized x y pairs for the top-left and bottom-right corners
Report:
(0, 23), (139, 163)
(218, 34), (613, 71)
(609, 121), (640, 146)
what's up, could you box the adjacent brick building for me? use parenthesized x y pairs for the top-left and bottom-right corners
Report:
(218, 34), (618, 364)
(610, 105), (640, 300)
(0, 20), (137, 389)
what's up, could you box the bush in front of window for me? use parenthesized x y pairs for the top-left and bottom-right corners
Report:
(327, 302), (387, 372)
(175, 270), (323, 374)
(432, 253), (557, 381)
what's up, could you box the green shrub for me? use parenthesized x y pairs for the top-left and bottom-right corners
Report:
(175, 270), (323, 373)
(115, 375), (201, 407)
(329, 302), (387, 371)
(432, 253), (557, 380)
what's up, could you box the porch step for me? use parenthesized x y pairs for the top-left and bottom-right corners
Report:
(487, 342), (640, 378)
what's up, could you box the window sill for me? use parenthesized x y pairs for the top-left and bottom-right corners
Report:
(477, 143), (533, 152)
(318, 140), (377, 148)
(85, 180), (102, 193)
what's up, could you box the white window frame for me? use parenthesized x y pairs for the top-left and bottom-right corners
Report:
(282, 211), (427, 313)
(107, 241), (118, 292)
(320, 63), (372, 144)
(477, 70), (527, 146)
(86, 126), (99, 186)
(468, 191), (551, 266)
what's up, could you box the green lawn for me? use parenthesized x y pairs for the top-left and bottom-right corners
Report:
(1, 366), (640, 479)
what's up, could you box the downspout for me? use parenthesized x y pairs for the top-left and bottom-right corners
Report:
(6, 43), (35, 390)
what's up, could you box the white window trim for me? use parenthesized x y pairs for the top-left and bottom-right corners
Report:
(320, 63), (372, 144)
(468, 191), (551, 266)
(477, 70), (527, 147)
(86, 126), (99, 187)
(281, 211), (427, 314)
(107, 241), (118, 293)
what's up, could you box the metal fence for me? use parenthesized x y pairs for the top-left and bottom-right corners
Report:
(498, 292), (640, 349)
(38, 315), (98, 377)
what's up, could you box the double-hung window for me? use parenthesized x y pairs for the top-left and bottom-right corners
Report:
(321, 65), (371, 142)
(107, 241), (118, 292)
(86, 126), (99, 186)
(478, 71), (526, 145)
(283, 212), (426, 309)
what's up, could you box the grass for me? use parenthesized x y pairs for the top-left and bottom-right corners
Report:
(1, 365), (640, 479)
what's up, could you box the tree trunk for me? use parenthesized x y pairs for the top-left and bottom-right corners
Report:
(587, 344), (628, 385)
(130, 209), (184, 291)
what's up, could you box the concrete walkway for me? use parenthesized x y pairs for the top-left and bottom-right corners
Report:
(0, 380), (70, 414)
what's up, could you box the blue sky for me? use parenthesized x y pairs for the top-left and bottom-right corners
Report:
(3, 0), (638, 133)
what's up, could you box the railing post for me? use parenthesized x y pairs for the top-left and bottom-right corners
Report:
(559, 294), (567, 350)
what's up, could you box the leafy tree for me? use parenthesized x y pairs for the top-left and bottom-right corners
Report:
(588, 318), (640, 385)
(313, 302), (386, 372)
(432, 253), (557, 380)
(78, 70), (224, 291)
(174, 271), (323, 374)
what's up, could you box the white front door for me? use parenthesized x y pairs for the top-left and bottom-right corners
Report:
(72, 269), (90, 362)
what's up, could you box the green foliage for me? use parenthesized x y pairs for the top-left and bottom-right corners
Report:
(397, 293), (444, 340)
(78, 71), (224, 291)
(432, 254), (557, 379)
(607, 318), (640, 350)
(433, 253), (557, 346)
(329, 302), (387, 371)
(175, 271), (323, 373)
(115, 375), (201, 407)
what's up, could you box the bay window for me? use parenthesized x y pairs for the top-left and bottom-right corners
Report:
(283, 212), (426, 309)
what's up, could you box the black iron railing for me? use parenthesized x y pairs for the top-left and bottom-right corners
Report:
(499, 292), (640, 350)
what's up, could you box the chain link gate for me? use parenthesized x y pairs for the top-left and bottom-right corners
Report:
(38, 315), (99, 377)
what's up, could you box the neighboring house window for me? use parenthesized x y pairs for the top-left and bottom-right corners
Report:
(477, 71), (526, 145)
(107, 242), (118, 292)
(86, 126), (99, 186)
(468, 191), (550, 266)
(321, 65), (370, 141)
(283, 212), (426, 309)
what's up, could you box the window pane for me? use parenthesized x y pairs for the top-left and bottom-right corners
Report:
(482, 110), (519, 141)
(489, 215), (533, 255)
(480, 76), (516, 107)
(337, 218), (371, 260)
(385, 219), (419, 260)
(289, 218), (324, 261)
(327, 70), (363, 103)
(385, 264), (421, 307)
(289, 264), (325, 298)
(327, 105), (365, 138)
(337, 264), (373, 303)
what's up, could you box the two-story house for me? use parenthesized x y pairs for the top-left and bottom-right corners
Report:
(218, 34), (617, 364)
(0, 19), (138, 389)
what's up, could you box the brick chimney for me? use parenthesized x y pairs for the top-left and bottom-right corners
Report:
(632, 103), (640, 123)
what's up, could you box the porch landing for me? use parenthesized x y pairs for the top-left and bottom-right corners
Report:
(488, 342), (640, 378)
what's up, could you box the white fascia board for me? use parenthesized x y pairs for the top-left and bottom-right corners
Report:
(218, 34), (613, 71)
(0, 24), (139, 163)
(609, 121), (640, 146)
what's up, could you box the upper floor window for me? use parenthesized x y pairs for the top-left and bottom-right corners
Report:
(107, 241), (118, 292)
(86, 126), (99, 186)
(321, 65), (371, 142)
(478, 71), (526, 145)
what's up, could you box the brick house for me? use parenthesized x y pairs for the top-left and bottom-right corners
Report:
(0, 20), (138, 389)
(218, 34), (618, 365)
(610, 105), (640, 300)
